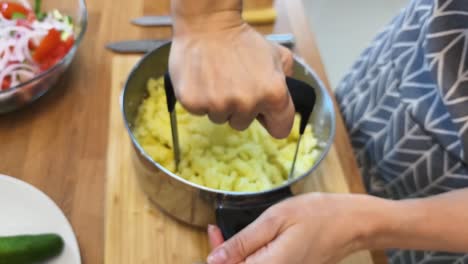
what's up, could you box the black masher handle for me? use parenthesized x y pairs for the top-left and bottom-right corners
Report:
(285, 76), (316, 134)
(164, 72), (177, 113)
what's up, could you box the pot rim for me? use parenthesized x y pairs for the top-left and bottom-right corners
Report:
(120, 42), (336, 197)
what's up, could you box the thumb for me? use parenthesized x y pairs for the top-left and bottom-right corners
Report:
(206, 213), (283, 264)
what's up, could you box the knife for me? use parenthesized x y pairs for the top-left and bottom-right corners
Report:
(131, 15), (172, 27)
(132, 9), (276, 27)
(106, 33), (296, 54)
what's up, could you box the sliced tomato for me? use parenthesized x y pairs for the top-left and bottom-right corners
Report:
(0, 2), (30, 19)
(28, 39), (36, 50)
(33, 29), (62, 64)
(39, 58), (57, 71)
(38, 36), (75, 71)
(1, 76), (11, 91)
(63, 36), (75, 52)
(33, 28), (76, 71)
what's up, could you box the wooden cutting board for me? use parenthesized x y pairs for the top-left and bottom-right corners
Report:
(105, 56), (375, 264)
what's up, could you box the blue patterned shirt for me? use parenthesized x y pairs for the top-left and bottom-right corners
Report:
(335, 0), (468, 263)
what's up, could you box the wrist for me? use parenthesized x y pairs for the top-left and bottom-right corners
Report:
(359, 196), (431, 251)
(171, 0), (243, 36)
(345, 195), (398, 251)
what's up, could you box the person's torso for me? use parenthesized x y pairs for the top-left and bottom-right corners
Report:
(335, 0), (468, 263)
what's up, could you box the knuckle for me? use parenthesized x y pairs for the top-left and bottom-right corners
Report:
(209, 97), (229, 113)
(283, 52), (294, 75)
(227, 235), (249, 258)
(233, 92), (257, 114)
(237, 237), (248, 258)
(236, 102), (256, 115)
(261, 208), (282, 227)
(264, 199), (298, 221)
(177, 93), (205, 114)
(282, 48), (293, 63)
(265, 82), (288, 107)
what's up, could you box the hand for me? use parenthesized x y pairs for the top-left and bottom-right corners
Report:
(206, 193), (382, 264)
(169, 12), (295, 139)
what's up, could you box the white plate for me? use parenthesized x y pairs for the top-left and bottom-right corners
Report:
(0, 174), (81, 264)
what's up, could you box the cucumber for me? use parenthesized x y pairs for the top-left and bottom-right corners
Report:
(0, 234), (64, 264)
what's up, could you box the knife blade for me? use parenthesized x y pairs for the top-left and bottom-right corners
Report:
(106, 34), (295, 54)
(131, 15), (172, 27)
(106, 39), (168, 54)
(132, 9), (276, 27)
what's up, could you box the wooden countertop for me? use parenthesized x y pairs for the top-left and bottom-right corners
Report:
(0, 0), (386, 263)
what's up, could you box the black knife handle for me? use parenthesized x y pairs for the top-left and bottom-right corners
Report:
(163, 72), (316, 134)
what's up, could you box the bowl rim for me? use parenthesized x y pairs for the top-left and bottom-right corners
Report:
(0, 0), (88, 94)
(121, 43), (337, 196)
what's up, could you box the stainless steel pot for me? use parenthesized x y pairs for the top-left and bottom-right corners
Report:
(121, 42), (336, 239)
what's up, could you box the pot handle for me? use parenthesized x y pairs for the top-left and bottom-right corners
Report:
(216, 188), (292, 240)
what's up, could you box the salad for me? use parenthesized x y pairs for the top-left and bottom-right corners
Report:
(0, 0), (74, 91)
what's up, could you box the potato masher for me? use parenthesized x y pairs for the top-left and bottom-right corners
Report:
(163, 73), (316, 181)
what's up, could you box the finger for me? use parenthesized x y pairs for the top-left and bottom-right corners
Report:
(208, 111), (231, 124)
(244, 227), (302, 264)
(170, 52), (208, 116)
(277, 45), (294, 77)
(207, 99), (233, 124)
(175, 84), (208, 116)
(262, 95), (295, 138)
(260, 78), (295, 139)
(206, 211), (283, 264)
(228, 98), (257, 131)
(229, 111), (256, 131)
(208, 225), (225, 250)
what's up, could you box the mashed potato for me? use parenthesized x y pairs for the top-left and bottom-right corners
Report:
(133, 77), (321, 192)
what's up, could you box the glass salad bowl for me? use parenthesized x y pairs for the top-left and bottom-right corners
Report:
(0, 0), (88, 113)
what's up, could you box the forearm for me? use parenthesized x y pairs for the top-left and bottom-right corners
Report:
(363, 189), (468, 252)
(171, 0), (243, 35)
